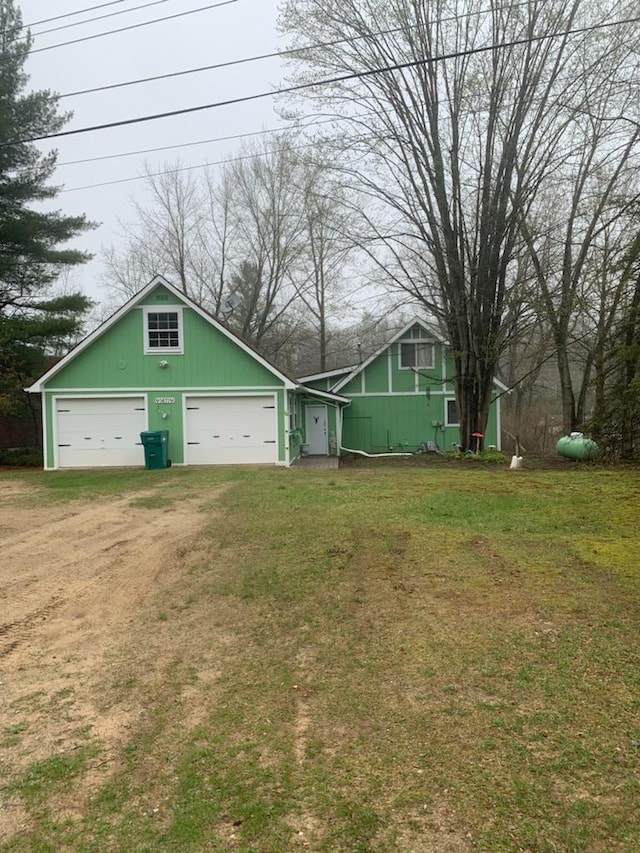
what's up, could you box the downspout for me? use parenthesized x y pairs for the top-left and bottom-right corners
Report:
(337, 398), (349, 455)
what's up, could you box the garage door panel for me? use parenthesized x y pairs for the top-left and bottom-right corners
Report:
(185, 396), (277, 465)
(56, 397), (146, 468)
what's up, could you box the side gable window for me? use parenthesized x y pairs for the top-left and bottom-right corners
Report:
(399, 340), (434, 369)
(143, 306), (183, 354)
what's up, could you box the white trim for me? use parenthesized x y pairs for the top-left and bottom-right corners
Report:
(387, 348), (393, 393)
(297, 365), (357, 383)
(341, 390), (450, 398)
(305, 404), (329, 455)
(337, 381), (506, 400)
(27, 275), (297, 393)
(42, 393), (52, 470)
(398, 340), (435, 372)
(298, 385), (350, 404)
(182, 391), (279, 466)
(41, 385), (285, 394)
(444, 397), (460, 428)
(332, 317), (443, 393)
(142, 305), (184, 355)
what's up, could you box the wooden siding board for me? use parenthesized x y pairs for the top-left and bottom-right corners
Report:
(363, 353), (389, 393)
(342, 395), (444, 452)
(391, 343), (420, 393)
(45, 307), (282, 391)
(301, 377), (330, 391)
(341, 393), (500, 453)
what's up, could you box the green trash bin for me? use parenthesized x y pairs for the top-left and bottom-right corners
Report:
(140, 430), (170, 469)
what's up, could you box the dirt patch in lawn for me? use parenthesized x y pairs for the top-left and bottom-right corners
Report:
(0, 480), (226, 840)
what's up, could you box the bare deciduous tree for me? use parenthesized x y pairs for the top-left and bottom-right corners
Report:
(279, 0), (638, 446)
(102, 137), (357, 369)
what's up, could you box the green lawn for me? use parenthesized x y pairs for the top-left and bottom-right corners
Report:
(2, 463), (640, 852)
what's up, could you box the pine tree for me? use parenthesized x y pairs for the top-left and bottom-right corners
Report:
(0, 0), (94, 450)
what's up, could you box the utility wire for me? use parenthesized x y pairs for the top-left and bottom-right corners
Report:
(32, 0), (171, 39)
(7, 1), (129, 32)
(57, 119), (338, 165)
(60, 44), (299, 99)
(57, 0), (538, 99)
(60, 143), (320, 192)
(9, 13), (639, 146)
(8, 0), (239, 60)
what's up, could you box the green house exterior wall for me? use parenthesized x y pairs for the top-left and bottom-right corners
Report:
(336, 335), (500, 454)
(341, 394), (499, 453)
(41, 284), (291, 468)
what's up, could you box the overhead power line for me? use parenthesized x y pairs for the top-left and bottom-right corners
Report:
(9, 14), (639, 147)
(56, 113), (373, 168)
(60, 44), (293, 100)
(57, 0), (536, 99)
(8, 1), (129, 32)
(57, 120), (334, 165)
(10, 0), (239, 59)
(60, 143), (320, 192)
(32, 0), (171, 39)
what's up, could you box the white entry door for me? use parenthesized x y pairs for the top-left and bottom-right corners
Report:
(305, 405), (328, 455)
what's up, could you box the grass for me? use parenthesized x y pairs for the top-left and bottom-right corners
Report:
(2, 463), (640, 851)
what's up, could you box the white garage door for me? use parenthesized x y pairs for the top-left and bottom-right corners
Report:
(55, 397), (146, 468)
(185, 395), (277, 465)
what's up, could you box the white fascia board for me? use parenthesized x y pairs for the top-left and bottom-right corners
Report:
(332, 316), (444, 393)
(26, 275), (297, 393)
(297, 384), (350, 404)
(297, 365), (358, 383)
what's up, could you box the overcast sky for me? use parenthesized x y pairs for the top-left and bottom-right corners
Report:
(19, 0), (286, 303)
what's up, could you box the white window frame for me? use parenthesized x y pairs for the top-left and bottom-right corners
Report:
(398, 340), (434, 370)
(445, 398), (460, 427)
(143, 306), (184, 354)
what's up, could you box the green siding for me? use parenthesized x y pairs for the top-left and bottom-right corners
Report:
(41, 285), (291, 468)
(302, 377), (331, 391)
(363, 355), (389, 393)
(341, 393), (499, 453)
(48, 305), (279, 390)
(301, 370), (352, 392)
(342, 394), (447, 452)
(340, 374), (362, 395)
(336, 337), (499, 454)
(390, 343), (417, 393)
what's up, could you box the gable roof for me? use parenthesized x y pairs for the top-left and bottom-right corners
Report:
(26, 275), (298, 393)
(328, 316), (509, 395)
(331, 317), (443, 393)
(298, 385), (351, 404)
(297, 365), (358, 384)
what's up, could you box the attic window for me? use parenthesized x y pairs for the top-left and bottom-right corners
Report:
(399, 341), (434, 369)
(409, 325), (424, 338)
(143, 306), (183, 354)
